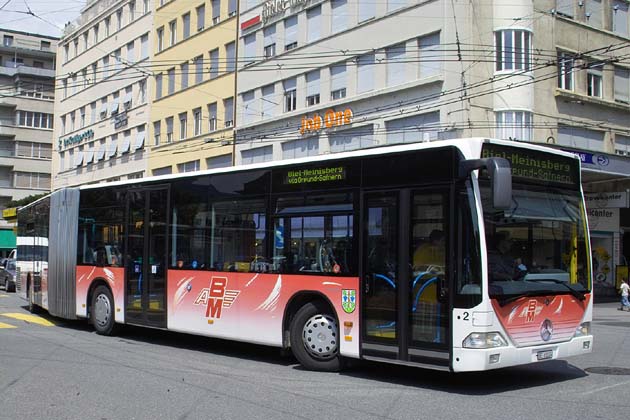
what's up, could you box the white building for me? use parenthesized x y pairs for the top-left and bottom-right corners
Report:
(235, 0), (630, 295)
(53, 0), (153, 188)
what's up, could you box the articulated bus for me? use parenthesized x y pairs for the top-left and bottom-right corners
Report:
(16, 138), (592, 372)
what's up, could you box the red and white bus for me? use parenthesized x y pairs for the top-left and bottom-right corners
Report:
(16, 138), (592, 372)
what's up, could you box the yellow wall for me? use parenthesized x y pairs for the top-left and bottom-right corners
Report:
(149, 0), (236, 173)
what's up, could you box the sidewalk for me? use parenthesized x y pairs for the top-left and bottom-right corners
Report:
(594, 301), (630, 318)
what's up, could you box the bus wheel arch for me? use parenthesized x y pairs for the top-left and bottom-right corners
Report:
(88, 280), (118, 336)
(284, 292), (342, 371)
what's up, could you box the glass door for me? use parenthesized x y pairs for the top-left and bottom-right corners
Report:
(125, 187), (168, 328)
(362, 189), (450, 364)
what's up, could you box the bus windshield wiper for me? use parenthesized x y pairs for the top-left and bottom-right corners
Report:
(524, 278), (586, 301)
(493, 291), (543, 307)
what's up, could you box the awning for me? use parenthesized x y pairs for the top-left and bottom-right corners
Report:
(74, 150), (84, 167)
(85, 148), (94, 164)
(135, 131), (146, 150)
(0, 229), (16, 250)
(96, 145), (106, 161)
(123, 92), (133, 108)
(120, 136), (131, 154)
(110, 101), (119, 114)
(108, 141), (117, 158)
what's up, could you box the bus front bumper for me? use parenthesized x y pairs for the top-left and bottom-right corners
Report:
(451, 335), (593, 372)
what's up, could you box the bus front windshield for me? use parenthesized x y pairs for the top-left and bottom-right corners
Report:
(481, 182), (591, 301)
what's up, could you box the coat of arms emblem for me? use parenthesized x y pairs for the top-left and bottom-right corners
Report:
(342, 289), (356, 313)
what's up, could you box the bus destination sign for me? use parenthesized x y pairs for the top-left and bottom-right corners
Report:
(284, 166), (346, 185)
(482, 143), (579, 186)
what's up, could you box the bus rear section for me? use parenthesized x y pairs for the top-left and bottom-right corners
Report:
(451, 141), (592, 372)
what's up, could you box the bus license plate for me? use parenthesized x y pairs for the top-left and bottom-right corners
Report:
(536, 350), (553, 361)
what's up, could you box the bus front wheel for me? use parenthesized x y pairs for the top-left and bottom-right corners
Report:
(290, 302), (341, 372)
(91, 285), (117, 336)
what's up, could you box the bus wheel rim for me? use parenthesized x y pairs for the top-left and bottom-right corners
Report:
(94, 294), (111, 327)
(302, 314), (338, 360)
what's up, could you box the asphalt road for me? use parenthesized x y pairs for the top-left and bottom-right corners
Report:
(1, 290), (629, 420)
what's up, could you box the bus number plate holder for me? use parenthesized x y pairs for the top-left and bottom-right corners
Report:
(536, 350), (553, 361)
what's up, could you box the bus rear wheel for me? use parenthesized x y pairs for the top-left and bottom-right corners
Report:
(290, 302), (341, 372)
(91, 285), (117, 336)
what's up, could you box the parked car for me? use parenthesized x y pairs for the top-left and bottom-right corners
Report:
(1, 258), (16, 292)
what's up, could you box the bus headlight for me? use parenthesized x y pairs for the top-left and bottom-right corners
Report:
(462, 332), (508, 349)
(574, 322), (591, 337)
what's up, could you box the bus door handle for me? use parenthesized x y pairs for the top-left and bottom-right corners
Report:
(364, 276), (370, 294)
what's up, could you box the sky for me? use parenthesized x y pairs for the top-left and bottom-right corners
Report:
(0, 0), (84, 38)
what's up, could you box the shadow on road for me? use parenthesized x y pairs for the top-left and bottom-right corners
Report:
(35, 306), (588, 393)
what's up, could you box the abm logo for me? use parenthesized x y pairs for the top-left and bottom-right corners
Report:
(193, 276), (240, 319)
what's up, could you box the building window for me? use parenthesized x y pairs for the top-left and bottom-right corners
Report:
(228, 0), (237, 16)
(105, 17), (111, 36)
(331, 0), (348, 33)
(284, 16), (298, 51)
(117, 9), (123, 30)
(207, 154), (232, 169)
(386, 43), (406, 87)
(241, 146), (273, 164)
(212, 0), (220, 24)
(243, 34), (256, 66)
(556, 0), (574, 17)
(168, 68), (175, 94)
(495, 110), (533, 141)
(93, 24), (99, 44)
(154, 121), (161, 145)
(284, 78), (297, 112)
(613, 0), (629, 37)
(180, 62), (189, 89)
(127, 40), (135, 63)
(614, 66), (630, 104)
(193, 107), (202, 135)
(585, 0), (602, 28)
(102, 56), (110, 79)
(357, 53), (375, 93)
(178, 160), (200, 173)
(495, 29), (531, 72)
(557, 125), (604, 151)
(306, 6), (322, 43)
(197, 5), (205, 31)
(558, 51), (575, 91)
(261, 84), (275, 118)
(242, 91), (256, 125)
(226, 42), (236, 72)
(141, 34), (149, 59)
(388, 0), (406, 12)
(224, 97), (234, 127)
(83, 33), (89, 51)
(179, 112), (187, 139)
(282, 137), (319, 159)
(3, 35), (14, 47)
(139, 79), (147, 103)
(330, 63), (347, 100)
(183, 12), (191, 39)
(166, 117), (174, 142)
(209, 48), (219, 79)
(587, 62), (603, 98)
(169, 20), (177, 46)
(157, 27), (164, 52)
(155, 73), (163, 99)
(358, 0), (376, 22)
(264, 24), (276, 58)
(615, 134), (630, 156)
(305, 70), (320, 106)
(16, 111), (54, 129)
(208, 102), (217, 131)
(194, 55), (204, 84)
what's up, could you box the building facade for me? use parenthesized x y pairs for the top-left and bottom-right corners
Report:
(52, 0), (153, 188)
(148, 0), (237, 175)
(0, 29), (58, 257)
(234, 0), (630, 295)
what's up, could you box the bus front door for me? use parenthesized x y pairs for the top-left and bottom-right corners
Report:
(362, 189), (450, 368)
(125, 187), (169, 328)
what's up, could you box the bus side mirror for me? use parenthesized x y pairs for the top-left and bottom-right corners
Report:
(459, 157), (512, 210)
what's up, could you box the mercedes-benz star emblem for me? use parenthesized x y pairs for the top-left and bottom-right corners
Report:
(540, 319), (553, 342)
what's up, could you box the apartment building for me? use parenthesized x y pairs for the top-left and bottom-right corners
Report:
(52, 0), (153, 188)
(234, 0), (630, 294)
(0, 29), (57, 257)
(148, 0), (236, 175)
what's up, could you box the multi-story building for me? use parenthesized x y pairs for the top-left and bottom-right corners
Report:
(0, 29), (57, 257)
(52, 0), (153, 188)
(234, 0), (630, 295)
(148, 0), (236, 175)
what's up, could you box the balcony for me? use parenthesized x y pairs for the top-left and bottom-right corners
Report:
(0, 65), (55, 79)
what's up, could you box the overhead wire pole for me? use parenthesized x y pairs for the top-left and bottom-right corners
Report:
(232, 0), (240, 166)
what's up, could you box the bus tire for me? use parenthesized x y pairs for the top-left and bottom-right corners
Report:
(290, 302), (341, 372)
(27, 280), (39, 313)
(91, 285), (117, 336)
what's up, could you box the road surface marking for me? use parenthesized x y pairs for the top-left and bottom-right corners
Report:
(0, 321), (16, 329)
(0, 313), (55, 327)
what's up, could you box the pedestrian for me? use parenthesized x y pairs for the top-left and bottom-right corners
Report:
(619, 279), (630, 311)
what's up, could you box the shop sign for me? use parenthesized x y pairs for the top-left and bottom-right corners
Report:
(587, 207), (619, 232)
(585, 192), (628, 209)
(299, 108), (353, 135)
(114, 111), (128, 129)
(262, 0), (310, 22)
(561, 148), (630, 175)
(58, 128), (94, 151)
(2, 207), (17, 219)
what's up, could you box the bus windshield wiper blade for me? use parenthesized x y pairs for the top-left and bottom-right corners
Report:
(524, 278), (586, 301)
(493, 291), (541, 307)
